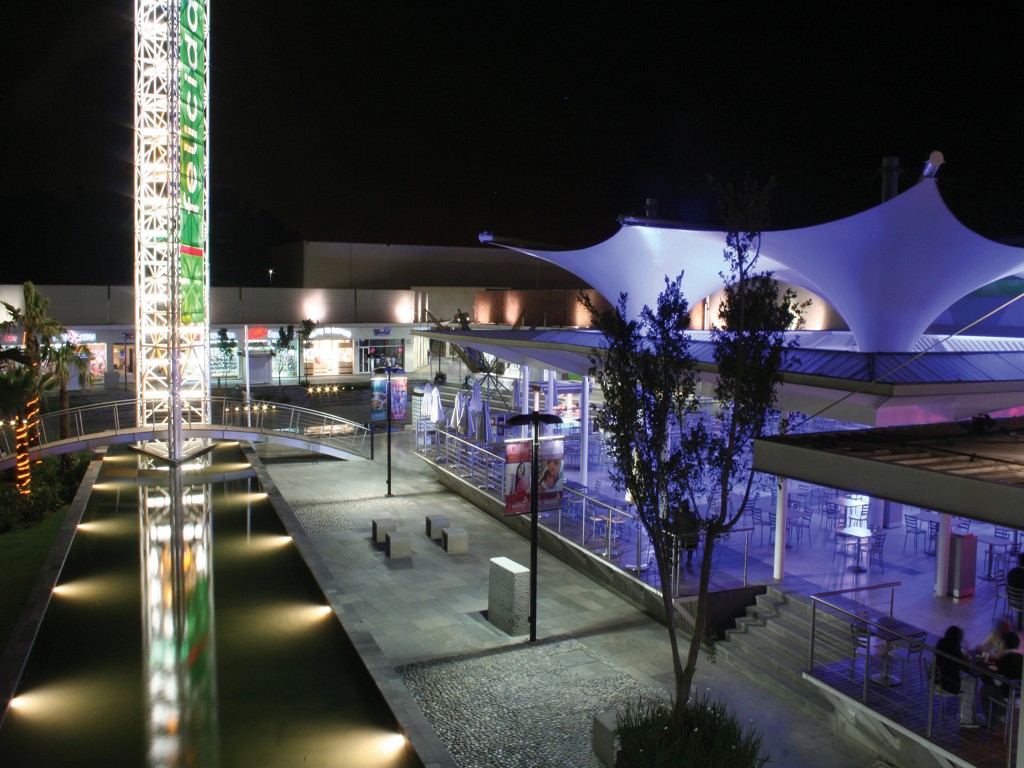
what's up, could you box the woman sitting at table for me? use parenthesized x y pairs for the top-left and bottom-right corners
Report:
(981, 631), (1023, 711)
(936, 625), (983, 729)
(978, 619), (1013, 656)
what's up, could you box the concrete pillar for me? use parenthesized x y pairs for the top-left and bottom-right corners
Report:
(580, 376), (590, 488)
(774, 476), (787, 580)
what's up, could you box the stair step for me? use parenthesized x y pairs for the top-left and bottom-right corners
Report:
(718, 585), (837, 723)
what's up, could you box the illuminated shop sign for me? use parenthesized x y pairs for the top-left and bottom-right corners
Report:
(179, 0), (207, 325)
(373, 328), (392, 336)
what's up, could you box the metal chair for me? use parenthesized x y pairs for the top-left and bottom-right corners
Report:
(847, 504), (869, 527)
(903, 515), (926, 553)
(1006, 584), (1024, 630)
(821, 500), (842, 533)
(751, 507), (773, 546)
(994, 576), (1008, 620)
(833, 529), (858, 568)
(887, 630), (927, 685)
(867, 532), (886, 569)
(849, 622), (873, 677)
(987, 687), (1019, 743)
(926, 657), (962, 726)
(788, 500), (813, 545)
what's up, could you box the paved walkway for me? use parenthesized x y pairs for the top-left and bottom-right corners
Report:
(255, 433), (888, 768)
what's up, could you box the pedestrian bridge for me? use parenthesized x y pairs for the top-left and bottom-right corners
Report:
(0, 397), (374, 469)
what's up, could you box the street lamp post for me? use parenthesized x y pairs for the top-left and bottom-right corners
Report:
(385, 364), (393, 496)
(373, 359), (405, 497)
(506, 410), (562, 642)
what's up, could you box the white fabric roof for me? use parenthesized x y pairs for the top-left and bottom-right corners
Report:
(503, 179), (1024, 352)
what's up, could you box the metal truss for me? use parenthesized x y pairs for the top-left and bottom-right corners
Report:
(135, 0), (210, 459)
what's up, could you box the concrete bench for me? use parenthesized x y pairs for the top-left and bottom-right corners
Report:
(592, 709), (622, 768)
(372, 517), (398, 544)
(442, 527), (469, 554)
(386, 531), (411, 558)
(425, 514), (450, 540)
(488, 557), (530, 636)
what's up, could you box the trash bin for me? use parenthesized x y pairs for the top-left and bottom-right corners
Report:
(948, 533), (977, 598)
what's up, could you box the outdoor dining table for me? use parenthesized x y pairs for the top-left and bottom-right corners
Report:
(975, 533), (1010, 581)
(838, 526), (873, 572)
(856, 615), (928, 686)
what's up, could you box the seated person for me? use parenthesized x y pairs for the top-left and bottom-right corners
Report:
(936, 625), (983, 728)
(982, 631), (1024, 709)
(978, 619), (1013, 657)
(1008, 553), (1024, 591)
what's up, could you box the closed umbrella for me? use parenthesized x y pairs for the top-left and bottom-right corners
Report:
(429, 385), (445, 423)
(481, 400), (493, 442)
(449, 391), (467, 433)
(468, 380), (484, 439)
(420, 383), (433, 420)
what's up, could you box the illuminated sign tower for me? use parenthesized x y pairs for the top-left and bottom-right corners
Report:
(134, 0), (210, 460)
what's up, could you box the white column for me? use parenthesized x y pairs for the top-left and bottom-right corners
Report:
(580, 376), (590, 488)
(520, 364), (530, 439)
(774, 477), (787, 580)
(243, 325), (251, 428)
(546, 370), (556, 414)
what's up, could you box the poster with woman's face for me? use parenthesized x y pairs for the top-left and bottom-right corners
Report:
(537, 438), (564, 512)
(503, 437), (564, 515)
(504, 440), (532, 515)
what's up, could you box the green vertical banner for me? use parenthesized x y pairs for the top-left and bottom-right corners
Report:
(179, 0), (206, 324)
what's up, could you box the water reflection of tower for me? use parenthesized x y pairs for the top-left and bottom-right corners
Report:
(139, 455), (218, 766)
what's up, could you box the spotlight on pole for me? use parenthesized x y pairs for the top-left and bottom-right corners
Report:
(505, 410), (562, 642)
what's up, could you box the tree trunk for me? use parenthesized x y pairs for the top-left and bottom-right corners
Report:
(678, 526), (717, 713)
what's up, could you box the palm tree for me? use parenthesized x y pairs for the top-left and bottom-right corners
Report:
(46, 340), (94, 442)
(2, 282), (64, 372)
(0, 365), (51, 495)
(1, 282), (66, 494)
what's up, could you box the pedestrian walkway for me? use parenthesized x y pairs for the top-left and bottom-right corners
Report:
(253, 432), (888, 768)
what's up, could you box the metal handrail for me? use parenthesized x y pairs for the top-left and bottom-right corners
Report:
(0, 397), (374, 461)
(422, 425), (755, 596)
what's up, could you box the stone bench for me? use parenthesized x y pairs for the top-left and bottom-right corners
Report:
(592, 709), (622, 768)
(372, 517), (397, 544)
(488, 556), (530, 636)
(425, 514), (451, 540)
(442, 527), (468, 554)
(386, 531), (411, 558)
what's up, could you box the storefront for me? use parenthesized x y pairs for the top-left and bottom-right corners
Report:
(209, 324), (427, 385)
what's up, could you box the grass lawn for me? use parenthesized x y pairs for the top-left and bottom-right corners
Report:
(0, 508), (68, 651)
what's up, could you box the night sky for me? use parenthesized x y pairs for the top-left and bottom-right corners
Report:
(3, 2), (1024, 287)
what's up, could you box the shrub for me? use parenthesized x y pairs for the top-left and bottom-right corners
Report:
(0, 451), (92, 530)
(616, 695), (769, 768)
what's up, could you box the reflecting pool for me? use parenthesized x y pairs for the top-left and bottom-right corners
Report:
(0, 445), (420, 768)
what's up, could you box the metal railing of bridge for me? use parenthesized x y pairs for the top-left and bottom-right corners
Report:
(0, 397), (374, 461)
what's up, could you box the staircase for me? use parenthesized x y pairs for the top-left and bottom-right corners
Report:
(716, 585), (836, 722)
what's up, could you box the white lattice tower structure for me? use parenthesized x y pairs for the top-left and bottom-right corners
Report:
(134, 0), (210, 460)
